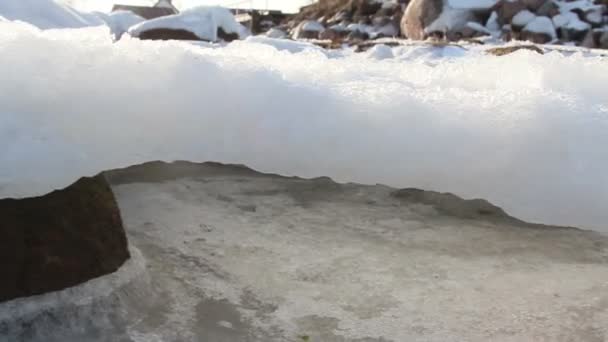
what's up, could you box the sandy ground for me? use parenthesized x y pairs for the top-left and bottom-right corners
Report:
(2, 161), (608, 342)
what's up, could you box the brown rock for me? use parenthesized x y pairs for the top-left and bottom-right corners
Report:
(401, 0), (444, 39)
(0, 175), (130, 303)
(580, 29), (600, 48)
(350, 0), (383, 16)
(600, 31), (608, 49)
(495, 0), (527, 25)
(522, 0), (545, 11)
(319, 27), (349, 40)
(136, 27), (239, 42)
(521, 30), (553, 44)
(486, 44), (544, 55)
(535, 0), (559, 17)
(137, 28), (201, 40)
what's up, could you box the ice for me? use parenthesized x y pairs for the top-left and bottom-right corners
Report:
(128, 6), (245, 42)
(0, 22), (607, 231)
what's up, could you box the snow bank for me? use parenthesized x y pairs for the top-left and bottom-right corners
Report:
(129, 6), (243, 41)
(0, 0), (103, 29)
(0, 23), (607, 231)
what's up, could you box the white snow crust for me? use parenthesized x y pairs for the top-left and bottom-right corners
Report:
(0, 21), (607, 231)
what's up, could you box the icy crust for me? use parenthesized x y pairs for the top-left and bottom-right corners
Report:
(0, 23), (607, 231)
(0, 246), (149, 341)
(128, 6), (243, 41)
(110, 171), (608, 342)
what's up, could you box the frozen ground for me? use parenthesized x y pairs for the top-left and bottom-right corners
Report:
(0, 20), (607, 230)
(2, 162), (607, 342)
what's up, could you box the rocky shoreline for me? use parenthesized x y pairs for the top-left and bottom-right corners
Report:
(272, 0), (608, 49)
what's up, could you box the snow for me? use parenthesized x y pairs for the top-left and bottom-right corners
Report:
(366, 44), (395, 59)
(1, 22), (608, 231)
(555, 0), (603, 13)
(485, 11), (500, 32)
(301, 20), (324, 32)
(524, 16), (557, 38)
(372, 23), (399, 37)
(512, 10), (536, 27)
(128, 6), (243, 42)
(466, 21), (492, 35)
(553, 12), (591, 31)
(425, 6), (475, 33)
(95, 10), (145, 40)
(0, 0), (103, 29)
(244, 36), (323, 53)
(264, 28), (287, 39)
(292, 20), (325, 39)
(585, 9), (603, 25)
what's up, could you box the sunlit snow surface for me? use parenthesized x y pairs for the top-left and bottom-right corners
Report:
(0, 22), (607, 230)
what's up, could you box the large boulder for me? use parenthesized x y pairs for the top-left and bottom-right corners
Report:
(0, 175), (130, 303)
(401, 0), (444, 39)
(128, 6), (244, 42)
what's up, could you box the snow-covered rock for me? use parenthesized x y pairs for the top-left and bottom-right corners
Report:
(512, 10), (536, 28)
(0, 0), (103, 29)
(129, 6), (243, 42)
(292, 20), (325, 39)
(95, 10), (145, 40)
(522, 15), (557, 42)
(264, 28), (287, 39)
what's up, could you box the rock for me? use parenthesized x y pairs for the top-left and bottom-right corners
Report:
(319, 27), (349, 40)
(265, 27), (287, 39)
(218, 28), (240, 42)
(521, 16), (556, 43)
(0, 175), (130, 303)
(136, 27), (239, 42)
(486, 44), (544, 55)
(373, 22), (400, 37)
(401, 0), (444, 39)
(511, 10), (536, 31)
(553, 12), (591, 41)
(580, 29), (600, 48)
(137, 28), (201, 41)
(495, 0), (527, 25)
(350, 0), (383, 16)
(600, 30), (608, 48)
(584, 8), (603, 26)
(293, 20), (325, 39)
(535, 0), (559, 17)
(522, 0), (546, 11)
(347, 28), (370, 40)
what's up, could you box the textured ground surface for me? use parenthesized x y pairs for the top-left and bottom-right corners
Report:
(112, 162), (608, 342)
(1, 162), (608, 342)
